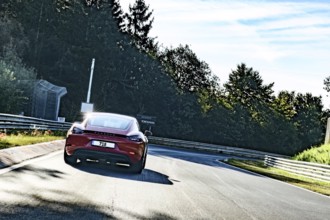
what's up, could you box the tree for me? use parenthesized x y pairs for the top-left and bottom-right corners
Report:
(7, 0), (183, 128)
(0, 16), (36, 114)
(224, 63), (274, 106)
(224, 63), (275, 126)
(273, 91), (296, 120)
(0, 48), (36, 114)
(293, 93), (324, 150)
(222, 64), (305, 154)
(324, 76), (330, 93)
(126, 0), (155, 52)
(159, 44), (218, 94)
(112, 0), (126, 32)
(0, 17), (29, 58)
(85, 0), (102, 9)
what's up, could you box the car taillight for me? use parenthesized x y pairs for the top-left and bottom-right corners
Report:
(127, 135), (142, 142)
(72, 127), (84, 134)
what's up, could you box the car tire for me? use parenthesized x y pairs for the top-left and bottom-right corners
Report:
(64, 149), (77, 165)
(131, 154), (146, 174)
(131, 160), (143, 174)
(142, 153), (147, 169)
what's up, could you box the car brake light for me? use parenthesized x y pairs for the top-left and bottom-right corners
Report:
(72, 127), (84, 134)
(127, 135), (142, 142)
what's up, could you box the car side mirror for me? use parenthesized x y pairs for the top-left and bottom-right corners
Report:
(144, 130), (152, 137)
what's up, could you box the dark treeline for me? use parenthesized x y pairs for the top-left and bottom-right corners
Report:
(0, 0), (328, 155)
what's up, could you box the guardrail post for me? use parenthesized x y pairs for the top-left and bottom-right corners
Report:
(324, 118), (330, 144)
(264, 155), (268, 167)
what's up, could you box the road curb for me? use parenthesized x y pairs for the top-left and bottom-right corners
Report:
(0, 140), (65, 169)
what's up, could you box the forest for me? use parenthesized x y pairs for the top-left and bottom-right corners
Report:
(0, 0), (329, 155)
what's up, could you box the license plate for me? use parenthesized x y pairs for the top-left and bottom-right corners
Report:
(92, 140), (115, 148)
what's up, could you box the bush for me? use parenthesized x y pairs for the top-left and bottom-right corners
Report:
(293, 144), (330, 165)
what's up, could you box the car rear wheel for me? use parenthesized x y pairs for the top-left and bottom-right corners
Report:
(64, 149), (77, 165)
(131, 154), (146, 174)
(142, 153), (147, 169)
(131, 160), (143, 174)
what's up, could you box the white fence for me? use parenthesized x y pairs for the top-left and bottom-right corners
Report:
(149, 137), (330, 182)
(264, 156), (330, 182)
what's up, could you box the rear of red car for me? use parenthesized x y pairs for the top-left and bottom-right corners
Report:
(64, 113), (148, 173)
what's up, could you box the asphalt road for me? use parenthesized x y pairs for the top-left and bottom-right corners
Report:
(0, 145), (329, 220)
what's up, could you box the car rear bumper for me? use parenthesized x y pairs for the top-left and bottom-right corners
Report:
(73, 149), (132, 165)
(65, 134), (146, 164)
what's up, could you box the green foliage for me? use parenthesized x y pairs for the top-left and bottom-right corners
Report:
(159, 44), (219, 94)
(293, 93), (324, 151)
(224, 63), (274, 107)
(218, 63), (326, 155)
(0, 17), (29, 57)
(0, 17), (36, 114)
(112, 0), (126, 32)
(0, 54), (36, 114)
(124, 0), (156, 53)
(85, 0), (102, 8)
(272, 91), (296, 120)
(324, 76), (330, 93)
(294, 144), (330, 165)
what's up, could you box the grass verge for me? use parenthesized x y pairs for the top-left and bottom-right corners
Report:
(0, 131), (65, 150)
(227, 159), (330, 196)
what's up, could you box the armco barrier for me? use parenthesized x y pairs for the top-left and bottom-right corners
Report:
(149, 137), (330, 182)
(264, 156), (330, 182)
(148, 136), (288, 159)
(0, 113), (71, 131)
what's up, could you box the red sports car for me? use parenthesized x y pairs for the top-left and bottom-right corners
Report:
(64, 112), (150, 173)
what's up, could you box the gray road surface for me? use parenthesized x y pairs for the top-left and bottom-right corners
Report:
(0, 145), (329, 219)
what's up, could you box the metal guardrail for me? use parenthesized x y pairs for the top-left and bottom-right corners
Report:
(264, 156), (330, 182)
(149, 137), (330, 182)
(0, 113), (72, 131)
(148, 136), (288, 160)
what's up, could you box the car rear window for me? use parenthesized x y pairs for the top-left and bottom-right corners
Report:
(87, 115), (132, 130)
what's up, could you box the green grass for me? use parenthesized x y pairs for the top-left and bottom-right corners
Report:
(0, 131), (65, 150)
(227, 159), (330, 196)
(293, 144), (330, 165)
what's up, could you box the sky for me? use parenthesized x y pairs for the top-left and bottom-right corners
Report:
(120, 0), (330, 108)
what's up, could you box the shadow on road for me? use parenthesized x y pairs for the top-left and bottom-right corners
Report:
(73, 162), (173, 185)
(0, 165), (176, 219)
(0, 189), (114, 219)
(2, 165), (66, 181)
(1, 189), (179, 220)
(148, 145), (263, 178)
